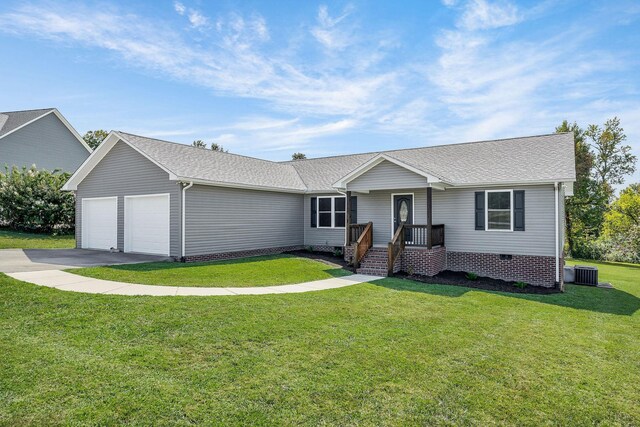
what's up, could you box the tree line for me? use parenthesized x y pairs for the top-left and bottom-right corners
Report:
(556, 117), (638, 262)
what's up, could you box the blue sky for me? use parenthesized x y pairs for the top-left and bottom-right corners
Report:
(1, 0), (639, 174)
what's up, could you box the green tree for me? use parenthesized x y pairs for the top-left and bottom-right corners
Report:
(82, 129), (108, 150)
(603, 183), (640, 236)
(556, 121), (602, 253)
(602, 183), (640, 261)
(292, 152), (307, 160)
(210, 143), (228, 152)
(586, 117), (636, 199)
(192, 140), (207, 149)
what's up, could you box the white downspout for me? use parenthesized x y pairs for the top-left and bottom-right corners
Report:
(337, 189), (348, 246)
(554, 182), (559, 283)
(181, 181), (193, 259)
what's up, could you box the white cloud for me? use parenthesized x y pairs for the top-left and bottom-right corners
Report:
(187, 10), (208, 28)
(310, 4), (355, 50)
(455, 0), (521, 31)
(174, 1), (185, 15)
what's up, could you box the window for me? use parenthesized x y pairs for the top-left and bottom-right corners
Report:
(317, 196), (346, 228)
(486, 190), (512, 231)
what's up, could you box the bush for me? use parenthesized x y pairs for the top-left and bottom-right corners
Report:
(465, 272), (478, 281)
(0, 166), (75, 234)
(570, 235), (640, 264)
(514, 281), (528, 289)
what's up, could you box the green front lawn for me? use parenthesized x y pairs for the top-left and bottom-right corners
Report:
(1, 259), (639, 425)
(0, 229), (75, 249)
(67, 254), (351, 287)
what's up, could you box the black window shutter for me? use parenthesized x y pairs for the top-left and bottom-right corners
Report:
(514, 190), (525, 231)
(310, 197), (317, 228)
(350, 196), (357, 224)
(475, 191), (485, 230)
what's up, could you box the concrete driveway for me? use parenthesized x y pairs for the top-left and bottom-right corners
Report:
(0, 249), (170, 273)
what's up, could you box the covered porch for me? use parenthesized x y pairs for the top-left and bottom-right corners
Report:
(333, 154), (449, 276)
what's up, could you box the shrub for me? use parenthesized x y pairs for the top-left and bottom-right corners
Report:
(514, 281), (528, 289)
(0, 166), (74, 234)
(465, 272), (478, 281)
(333, 248), (343, 257)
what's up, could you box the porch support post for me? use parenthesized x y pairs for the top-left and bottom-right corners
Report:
(345, 190), (352, 245)
(427, 186), (433, 249)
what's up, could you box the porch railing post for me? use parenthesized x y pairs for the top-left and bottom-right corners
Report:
(427, 186), (433, 249)
(345, 190), (352, 245)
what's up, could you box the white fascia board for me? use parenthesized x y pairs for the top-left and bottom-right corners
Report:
(62, 132), (120, 191)
(62, 131), (178, 191)
(0, 109), (53, 141)
(173, 177), (306, 194)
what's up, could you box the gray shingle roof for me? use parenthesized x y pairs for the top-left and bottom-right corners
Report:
(115, 131), (575, 192)
(0, 108), (55, 138)
(289, 133), (575, 189)
(117, 132), (307, 191)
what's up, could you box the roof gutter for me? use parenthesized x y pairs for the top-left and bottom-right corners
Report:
(181, 181), (193, 260)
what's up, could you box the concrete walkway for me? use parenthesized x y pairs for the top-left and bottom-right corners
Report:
(6, 270), (382, 296)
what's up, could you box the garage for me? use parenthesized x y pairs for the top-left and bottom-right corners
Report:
(82, 197), (118, 250)
(124, 194), (170, 256)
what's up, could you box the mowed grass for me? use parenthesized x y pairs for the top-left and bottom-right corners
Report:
(1, 260), (639, 425)
(67, 254), (351, 287)
(0, 229), (75, 249)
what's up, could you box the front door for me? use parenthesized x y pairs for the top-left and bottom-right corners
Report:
(393, 194), (413, 241)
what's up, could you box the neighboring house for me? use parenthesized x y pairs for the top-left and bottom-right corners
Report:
(63, 131), (575, 288)
(0, 108), (91, 172)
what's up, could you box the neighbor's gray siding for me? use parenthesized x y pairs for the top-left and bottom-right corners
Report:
(304, 193), (346, 247)
(432, 185), (557, 256)
(185, 185), (303, 255)
(0, 113), (90, 172)
(76, 141), (181, 256)
(348, 160), (428, 191)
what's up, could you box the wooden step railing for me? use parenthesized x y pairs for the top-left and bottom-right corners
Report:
(353, 222), (373, 269)
(349, 223), (368, 244)
(388, 223), (405, 276)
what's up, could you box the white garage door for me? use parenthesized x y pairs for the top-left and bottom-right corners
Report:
(124, 194), (170, 256)
(82, 197), (118, 250)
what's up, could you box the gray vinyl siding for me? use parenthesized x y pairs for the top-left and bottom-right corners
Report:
(432, 185), (557, 256)
(348, 160), (428, 191)
(0, 113), (90, 172)
(304, 194), (346, 247)
(185, 185), (303, 255)
(75, 140), (182, 257)
(355, 189), (428, 245)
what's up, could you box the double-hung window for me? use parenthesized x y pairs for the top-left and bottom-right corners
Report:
(317, 196), (346, 228)
(486, 190), (512, 231)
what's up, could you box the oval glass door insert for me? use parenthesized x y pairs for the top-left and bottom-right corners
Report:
(399, 200), (409, 222)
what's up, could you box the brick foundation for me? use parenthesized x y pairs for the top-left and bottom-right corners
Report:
(183, 245), (304, 262)
(447, 251), (558, 288)
(307, 245), (342, 254)
(344, 245), (355, 264)
(400, 246), (447, 276)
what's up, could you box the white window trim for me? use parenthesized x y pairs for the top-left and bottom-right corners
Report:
(317, 196), (346, 229)
(485, 189), (513, 232)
